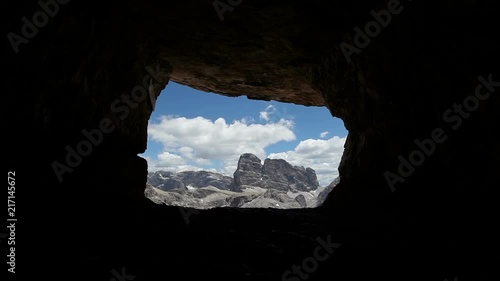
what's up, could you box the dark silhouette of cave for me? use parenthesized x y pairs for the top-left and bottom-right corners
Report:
(5, 0), (498, 280)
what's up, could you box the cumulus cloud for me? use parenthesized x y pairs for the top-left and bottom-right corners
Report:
(259, 104), (294, 123)
(147, 115), (296, 175)
(145, 152), (216, 173)
(240, 116), (256, 124)
(268, 136), (346, 186)
(259, 105), (275, 121)
(145, 105), (345, 187)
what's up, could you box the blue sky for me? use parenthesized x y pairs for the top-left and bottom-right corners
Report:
(141, 82), (348, 186)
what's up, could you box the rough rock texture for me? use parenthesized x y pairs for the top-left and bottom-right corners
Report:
(148, 170), (233, 191)
(148, 154), (318, 195)
(147, 171), (186, 191)
(263, 188), (290, 203)
(180, 170), (233, 190)
(233, 153), (320, 191)
(232, 153), (264, 190)
(146, 155), (320, 209)
(6, 0), (499, 280)
(262, 158), (319, 191)
(146, 184), (314, 209)
(227, 196), (253, 208)
(294, 194), (308, 208)
(317, 177), (341, 206)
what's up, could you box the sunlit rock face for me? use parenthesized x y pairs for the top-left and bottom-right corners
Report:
(6, 0), (498, 280)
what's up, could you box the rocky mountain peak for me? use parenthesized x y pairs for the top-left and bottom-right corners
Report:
(146, 153), (325, 209)
(232, 153), (264, 191)
(233, 153), (319, 192)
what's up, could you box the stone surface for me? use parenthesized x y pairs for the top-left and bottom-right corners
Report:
(233, 153), (320, 192)
(317, 177), (340, 206)
(149, 170), (234, 191)
(294, 194), (307, 208)
(232, 153), (264, 190)
(263, 189), (290, 203)
(147, 171), (186, 191)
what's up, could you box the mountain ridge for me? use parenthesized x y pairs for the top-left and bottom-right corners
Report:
(146, 153), (338, 209)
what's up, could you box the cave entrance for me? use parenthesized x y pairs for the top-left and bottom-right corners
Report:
(141, 82), (347, 209)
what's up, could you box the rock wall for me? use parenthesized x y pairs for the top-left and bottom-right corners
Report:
(233, 153), (319, 191)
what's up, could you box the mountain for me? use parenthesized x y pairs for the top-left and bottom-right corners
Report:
(146, 153), (335, 209)
(233, 153), (319, 192)
(316, 176), (340, 206)
(148, 170), (233, 191)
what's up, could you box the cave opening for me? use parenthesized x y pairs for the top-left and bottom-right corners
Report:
(141, 81), (348, 209)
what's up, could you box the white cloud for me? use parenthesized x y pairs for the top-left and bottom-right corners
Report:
(145, 105), (345, 187)
(147, 115), (295, 175)
(259, 104), (295, 123)
(259, 105), (275, 121)
(240, 116), (255, 124)
(178, 146), (194, 159)
(158, 151), (185, 165)
(268, 136), (346, 186)
(145, 152), (215, 173)
(259, 111), (269, 121)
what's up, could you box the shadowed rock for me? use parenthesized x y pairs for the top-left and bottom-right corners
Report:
(294, 194), (307, 208)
